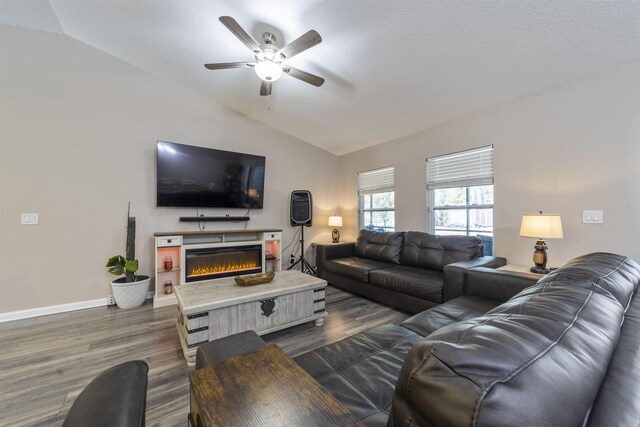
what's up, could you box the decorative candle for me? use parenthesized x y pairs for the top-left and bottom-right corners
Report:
(164, 280), (173, 294)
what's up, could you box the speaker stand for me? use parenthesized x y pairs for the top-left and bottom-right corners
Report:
(287, 226), (317, 275)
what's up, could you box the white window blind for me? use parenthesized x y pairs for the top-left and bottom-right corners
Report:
(358, 166), (394, 195)
(427, 145), (494, 189)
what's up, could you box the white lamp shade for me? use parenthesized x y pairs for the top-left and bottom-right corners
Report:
(520, 213), (563, 239)
(328, 216), (343, 227)
(255, 60), (283, 82)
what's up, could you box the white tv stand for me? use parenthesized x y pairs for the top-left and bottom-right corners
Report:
(153, 229), (282, 308)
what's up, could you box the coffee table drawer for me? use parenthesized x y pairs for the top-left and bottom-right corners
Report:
(208, 289), (316, 340)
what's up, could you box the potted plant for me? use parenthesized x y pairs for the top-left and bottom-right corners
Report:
(106, 203), (150, 309)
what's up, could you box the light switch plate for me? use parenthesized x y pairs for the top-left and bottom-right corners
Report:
(21, 213), (39, 225)
(582, 210), (603, 224)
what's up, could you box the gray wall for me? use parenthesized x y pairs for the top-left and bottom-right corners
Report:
(339, 63), (640, 267)
(0, 25), (340, 313)
(2, 23), (639, 314)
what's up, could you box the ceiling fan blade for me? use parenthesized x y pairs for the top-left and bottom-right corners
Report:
(275, 30), (322, 60)
(219, 16), (263, 56)
(204, 62), (256, 70)
(283, 66), (325, 87)
(260, 81), (272, 96)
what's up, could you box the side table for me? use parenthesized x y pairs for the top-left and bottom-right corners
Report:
(498, 264), (546, 278)
(189, 344), (362, 426)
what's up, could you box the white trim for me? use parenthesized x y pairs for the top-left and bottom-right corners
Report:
(0, 292), (156, 323)
(0, 298), (108, 323)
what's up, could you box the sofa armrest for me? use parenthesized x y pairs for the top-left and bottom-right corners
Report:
(316, 242), (355, 278)
(462, 267), (541, 303)
(195, 330), (267, 370)
(443, 256), (507, 301)
(62, 360), (148, 427)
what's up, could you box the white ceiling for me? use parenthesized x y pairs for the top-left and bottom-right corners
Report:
(2, 0), (640, 155)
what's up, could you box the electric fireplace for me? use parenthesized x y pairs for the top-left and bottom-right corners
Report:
(184, 244), (263, 283)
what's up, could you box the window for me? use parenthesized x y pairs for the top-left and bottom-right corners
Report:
(358, 166), (395, 231)
(427, 146), (494, 239)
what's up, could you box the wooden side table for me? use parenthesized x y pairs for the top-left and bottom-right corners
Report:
(189, 344), (362, 426)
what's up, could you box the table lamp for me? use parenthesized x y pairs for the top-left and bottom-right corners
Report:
(328, 216), (343, 243)
(520, 211), (563, 274)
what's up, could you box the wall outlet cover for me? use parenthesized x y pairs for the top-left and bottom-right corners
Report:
(21, 213), (39, 225)
(583, 210), (603, 224)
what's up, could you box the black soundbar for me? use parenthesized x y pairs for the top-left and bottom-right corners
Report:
(179, 216), (250, 222)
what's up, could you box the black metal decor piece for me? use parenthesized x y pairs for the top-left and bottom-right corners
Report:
(260, 298), (276, 317)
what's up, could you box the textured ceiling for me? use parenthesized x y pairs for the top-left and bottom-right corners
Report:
(2, 0), (640, 155)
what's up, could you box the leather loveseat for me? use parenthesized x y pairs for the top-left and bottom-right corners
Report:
(197, 252), (640, 426)
(316, 229), (506, 313)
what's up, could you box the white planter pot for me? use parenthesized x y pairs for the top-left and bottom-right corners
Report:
(111, 275), (150, 309)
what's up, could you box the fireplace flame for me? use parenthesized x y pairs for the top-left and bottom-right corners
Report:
(188, 260), (259, 277)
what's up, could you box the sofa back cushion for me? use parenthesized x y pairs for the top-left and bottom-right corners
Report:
(399, 231), (482, 271)
(354, 230), (404, 264)
(390, 252), (640, 427)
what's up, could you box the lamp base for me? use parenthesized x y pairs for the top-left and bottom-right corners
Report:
(331, 228), (340, 243)
(530, 266), (550, 274)
(530, 266), (557, 275)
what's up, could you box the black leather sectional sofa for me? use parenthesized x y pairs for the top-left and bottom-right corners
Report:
(197, 252), (640, 426)
(316, 230), (506, 313)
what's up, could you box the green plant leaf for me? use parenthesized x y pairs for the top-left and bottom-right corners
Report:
(106, 255), (126, 276)
(106, 255), (125, 267)
(124, 259), (139, 274)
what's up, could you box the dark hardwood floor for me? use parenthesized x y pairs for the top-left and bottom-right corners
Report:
(0, 286), (409, 427)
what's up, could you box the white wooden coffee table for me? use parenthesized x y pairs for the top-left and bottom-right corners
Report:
(175, 270), (327, 365)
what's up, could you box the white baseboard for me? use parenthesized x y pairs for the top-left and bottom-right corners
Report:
(0, 292), (156, 323)
(0, 298), (108, 323)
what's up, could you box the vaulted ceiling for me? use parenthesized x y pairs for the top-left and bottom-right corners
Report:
(2, 0), (640, 155)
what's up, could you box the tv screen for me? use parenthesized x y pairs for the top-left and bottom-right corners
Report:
(157, 141), (265, 209)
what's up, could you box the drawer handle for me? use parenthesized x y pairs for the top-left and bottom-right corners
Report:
(259, 298), (276, 317)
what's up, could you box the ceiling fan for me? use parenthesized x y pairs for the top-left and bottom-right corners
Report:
(205, 16), (325, 96)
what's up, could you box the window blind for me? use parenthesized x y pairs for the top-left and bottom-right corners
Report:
(358, 166), (394, 195)
(427, 145), (494, 190)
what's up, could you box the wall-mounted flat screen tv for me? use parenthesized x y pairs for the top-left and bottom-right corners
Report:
(157, 141), (265, 209)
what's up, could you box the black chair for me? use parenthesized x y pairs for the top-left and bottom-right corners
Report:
(62, 360), (149, 427)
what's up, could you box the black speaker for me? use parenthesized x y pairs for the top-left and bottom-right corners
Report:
(290, 190), (312, 226)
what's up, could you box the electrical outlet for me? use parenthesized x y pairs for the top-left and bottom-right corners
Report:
(289, 254), (296, 265)
(106, 295), (116, 306)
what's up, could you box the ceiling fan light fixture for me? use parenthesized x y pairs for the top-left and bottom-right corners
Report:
(255, 60), (283, 82)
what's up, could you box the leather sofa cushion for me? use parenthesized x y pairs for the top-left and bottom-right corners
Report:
(354, 230), (404, 264)
(323, 257), (395, 282)
(538, 252), (639, 308)
(400, 295), (499, 337)
(399, 231), (482, 271)
(587, 283), (640, 427)
(294, 324), (421, 426)
(369, 265), (444, 303)
(391, 252), (640, 427)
